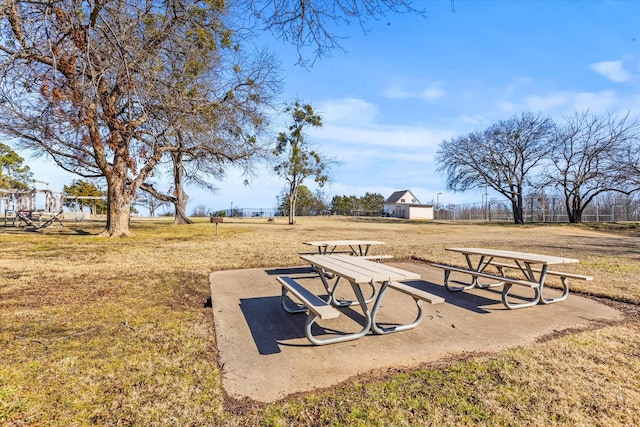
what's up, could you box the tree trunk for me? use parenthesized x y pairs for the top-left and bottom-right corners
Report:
(100, 174), (134, 237)
(566, 194), (581, 223)
(288, 193), (296, 225)
(567, 206), (583, 223)
(573, 204), (585, 223)
(171, 151), (193, 225)
(511, 199), (524, 224)
(174, 194), (192, 224)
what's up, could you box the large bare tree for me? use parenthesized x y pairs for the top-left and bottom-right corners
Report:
(0, 0), (244, 236)
(0, 0), (424, 236)
(437, 112), (555, 224)
(545, 111), (640, 223)
(140, 47), (280, 225)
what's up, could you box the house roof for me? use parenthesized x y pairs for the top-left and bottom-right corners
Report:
(385, 190), (420, 204)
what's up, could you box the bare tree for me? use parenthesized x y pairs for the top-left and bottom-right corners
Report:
(437, 112), (555, 224)
(0, 1), (244, 236)
(245, 0), (424, 65)
(545, 111), (640, 223)
(0, 0), (425, 236)
(134, 189), (169, 218)
(615, 124), (640, 192)
(144, 43), (280, 225)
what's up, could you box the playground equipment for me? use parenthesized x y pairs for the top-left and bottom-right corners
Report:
(1, 186), (65, 229)
(1, 178), (109, 228)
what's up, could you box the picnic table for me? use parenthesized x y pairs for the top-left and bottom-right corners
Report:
(277, 254), (444, 345)
(431, 247), (591, 309)
(303, 240), (386, 257)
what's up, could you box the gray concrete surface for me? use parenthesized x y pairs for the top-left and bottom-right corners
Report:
(209, 262), (623, 403)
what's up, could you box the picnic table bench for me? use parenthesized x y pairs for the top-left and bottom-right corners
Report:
(431, 247), (587, 309)
(277, 254), (444, 345)
(488, 261), (592, 304)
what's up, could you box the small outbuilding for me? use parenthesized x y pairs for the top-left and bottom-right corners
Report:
(384, 190), (434, 220)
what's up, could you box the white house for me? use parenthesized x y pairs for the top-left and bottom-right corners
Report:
(384, 190), (434, 220)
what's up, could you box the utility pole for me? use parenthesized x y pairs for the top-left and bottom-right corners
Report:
(541, 187), (545, 223)
(483, 187), (488, 221)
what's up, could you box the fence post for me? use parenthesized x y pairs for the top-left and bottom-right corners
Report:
(210, 216), (223, 235)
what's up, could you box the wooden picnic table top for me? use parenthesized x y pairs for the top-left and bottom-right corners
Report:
(299, 254), (418, 284)
(446, 247), (579, 265)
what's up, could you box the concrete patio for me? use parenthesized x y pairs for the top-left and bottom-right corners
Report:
(209, 262), (623, 403)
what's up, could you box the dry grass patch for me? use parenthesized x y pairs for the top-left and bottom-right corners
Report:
(248, 323), (640, 426)
(1, 216), (639, 425)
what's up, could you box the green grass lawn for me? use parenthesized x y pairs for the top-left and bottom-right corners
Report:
(1, 217), (638, 425)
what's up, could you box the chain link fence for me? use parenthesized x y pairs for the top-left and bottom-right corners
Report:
(215, 208), (279, 218)
(209, 195), (640, 223)
(435, 195), (640, 223)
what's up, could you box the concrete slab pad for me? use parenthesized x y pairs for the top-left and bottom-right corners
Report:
(210, 262), (623, 403)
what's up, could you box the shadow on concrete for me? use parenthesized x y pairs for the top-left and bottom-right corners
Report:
(411, 276), (543, 313)
(264, 266), (316, 276)
(240, 293), (377, 355)
(400, 279), (495, 314)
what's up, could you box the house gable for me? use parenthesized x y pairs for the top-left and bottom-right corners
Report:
(384, 190), (420, 205)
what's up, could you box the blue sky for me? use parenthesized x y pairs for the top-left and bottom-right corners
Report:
(24, 0), (640, 213)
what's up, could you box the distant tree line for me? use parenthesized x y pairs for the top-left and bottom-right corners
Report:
(277, 185), (327, 216)
(329, 192), (386, 216)
(437, 111), (640, 224)
(274, 189), (387, 217)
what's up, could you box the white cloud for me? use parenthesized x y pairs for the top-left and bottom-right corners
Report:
(497, 90), (626, 119)
(383, 85), (412, 99)
(419, 85), (445, 100)
(310, 123), (453, 151)
(497, 100), (519, 115)
(383, 83), (445, 100)
(590, 60), (631, 83)
(316, 98), (377, 125)
(571, 90), (617, 113)
(459, 114), (486, 126)
(525, 93), (568, 111)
